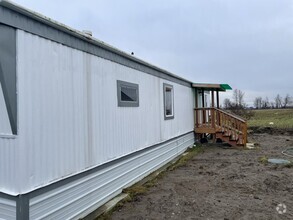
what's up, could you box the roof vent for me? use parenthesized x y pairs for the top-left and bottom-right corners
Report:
(82, 30), (92, 37)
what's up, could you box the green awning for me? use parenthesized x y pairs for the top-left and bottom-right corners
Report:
(220, 84), (232, 90)
(192, 83), (232, 91)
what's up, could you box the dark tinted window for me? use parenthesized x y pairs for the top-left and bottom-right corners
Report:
(121, 86), (137, 102)
(117, 80), (139, 107)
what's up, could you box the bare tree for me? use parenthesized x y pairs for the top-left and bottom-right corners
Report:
(233, 89), (245, 107)
(275, 94), (282, 109)
(223, 89), (253, 119)
(223, 98), (231, 109)
(261, 97), (270, 109)
(254, 97), (262, 109)
(283, 94), (292, 108)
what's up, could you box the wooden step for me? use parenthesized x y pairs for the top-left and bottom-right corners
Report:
(215, 131), (243, 148)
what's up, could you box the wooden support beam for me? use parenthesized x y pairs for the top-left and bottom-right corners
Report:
(194, 89), (199, 128)
(211, 90), (214, 108)
(195, 89), (198, 108)
(201, 89), (205, 123)
(211, 90), (215, 129)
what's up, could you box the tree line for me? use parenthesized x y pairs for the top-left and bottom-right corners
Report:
(253, 94), (292, 109)
(223, 90), (292, 110)
(221, 89), (292, 119)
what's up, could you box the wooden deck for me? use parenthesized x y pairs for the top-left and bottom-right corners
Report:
(194, 107), (247, 147)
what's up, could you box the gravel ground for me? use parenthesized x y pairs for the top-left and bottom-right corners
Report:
(109, 130), (293, 220)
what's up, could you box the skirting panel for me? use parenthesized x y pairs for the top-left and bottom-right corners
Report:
(28, 132), (194, 219)
(0, 197), (16, 220)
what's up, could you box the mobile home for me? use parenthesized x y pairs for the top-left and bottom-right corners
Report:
(0, 1), (244, 219)
(0, 1), (196, 219)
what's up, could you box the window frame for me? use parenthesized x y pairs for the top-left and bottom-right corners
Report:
(163, 83), (174, 120)
(117, 80), (139, 107)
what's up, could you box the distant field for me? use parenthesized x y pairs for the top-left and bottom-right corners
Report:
(248, 108), (293, 129)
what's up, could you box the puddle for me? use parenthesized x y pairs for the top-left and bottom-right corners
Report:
(268, 158), (290, 164)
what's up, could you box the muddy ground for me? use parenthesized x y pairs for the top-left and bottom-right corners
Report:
(109, 129), (293, 220)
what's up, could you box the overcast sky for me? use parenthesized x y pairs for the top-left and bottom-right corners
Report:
(12, 0), (293, 106)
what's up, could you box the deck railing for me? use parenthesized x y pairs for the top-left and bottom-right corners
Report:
(194, 107), (247, 145)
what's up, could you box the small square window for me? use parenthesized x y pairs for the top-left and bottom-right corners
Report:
(163, 83), (174, 120)
(117, 80), (139, 107)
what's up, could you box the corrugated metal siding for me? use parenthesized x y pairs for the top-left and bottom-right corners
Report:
(0, 74), (16, 195)
(17, 31), (89, 194)
(0, 137), (18, 195)
(0, 197), (16, 220)
(0, 83), (12, 134)
(16, 30), (194, 194)
(29, 132), (194, 220)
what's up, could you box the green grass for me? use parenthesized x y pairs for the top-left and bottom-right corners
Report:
(258, 156), (268, 164)
(248, 109), (293, 129)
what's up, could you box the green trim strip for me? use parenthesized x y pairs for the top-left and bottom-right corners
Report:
(220, 84), (232, 90)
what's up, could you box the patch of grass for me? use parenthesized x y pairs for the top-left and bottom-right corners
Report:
(122, 185), (148, 197)
(258, 156), (268, 164)
(248, 109), (293, 129)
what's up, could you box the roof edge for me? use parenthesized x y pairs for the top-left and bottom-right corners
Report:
(0, 0), (192, 85)
(192, 83), (232, 92)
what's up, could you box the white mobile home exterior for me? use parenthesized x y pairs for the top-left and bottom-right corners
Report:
(0, 1), (195, 219)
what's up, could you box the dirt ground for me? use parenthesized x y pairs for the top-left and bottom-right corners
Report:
(109, 129), (293, 220)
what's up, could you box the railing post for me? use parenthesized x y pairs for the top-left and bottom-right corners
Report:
(243, 122), (247, 146)
(211, 108), (215, 129)
(202, 108), (205, 124)
(218, 110), (222, 128)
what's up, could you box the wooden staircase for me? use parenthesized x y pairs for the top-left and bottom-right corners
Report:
(194, 108), (247, 147)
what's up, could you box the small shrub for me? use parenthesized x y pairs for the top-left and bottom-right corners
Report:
(258, 156), (268, 164)
(226, 104), (254, 120)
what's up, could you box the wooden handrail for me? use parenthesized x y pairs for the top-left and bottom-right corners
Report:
(194, 107), (246, 123)
(215, 108), (246, 123)
(194, 107), (247, 146)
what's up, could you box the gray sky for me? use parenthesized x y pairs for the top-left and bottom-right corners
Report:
(13, 0), (293, 106)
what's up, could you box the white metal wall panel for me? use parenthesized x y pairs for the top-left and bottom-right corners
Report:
(89, 58), (162, 164)
(0, 79), (16, 196)
(160, 81), (194, 140)
(0, 83), (17, 195)
(0, 197), (16, 220)
(17, 31), (89, 194)
(29, 132), (194, 220)
(16, 30), (194, 193)
(0, 137), (18, 195)
(0, 83), (12, 135)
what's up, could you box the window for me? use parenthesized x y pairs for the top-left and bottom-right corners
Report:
(163, 83), (174, 119)
(117, 80), (139, 107)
